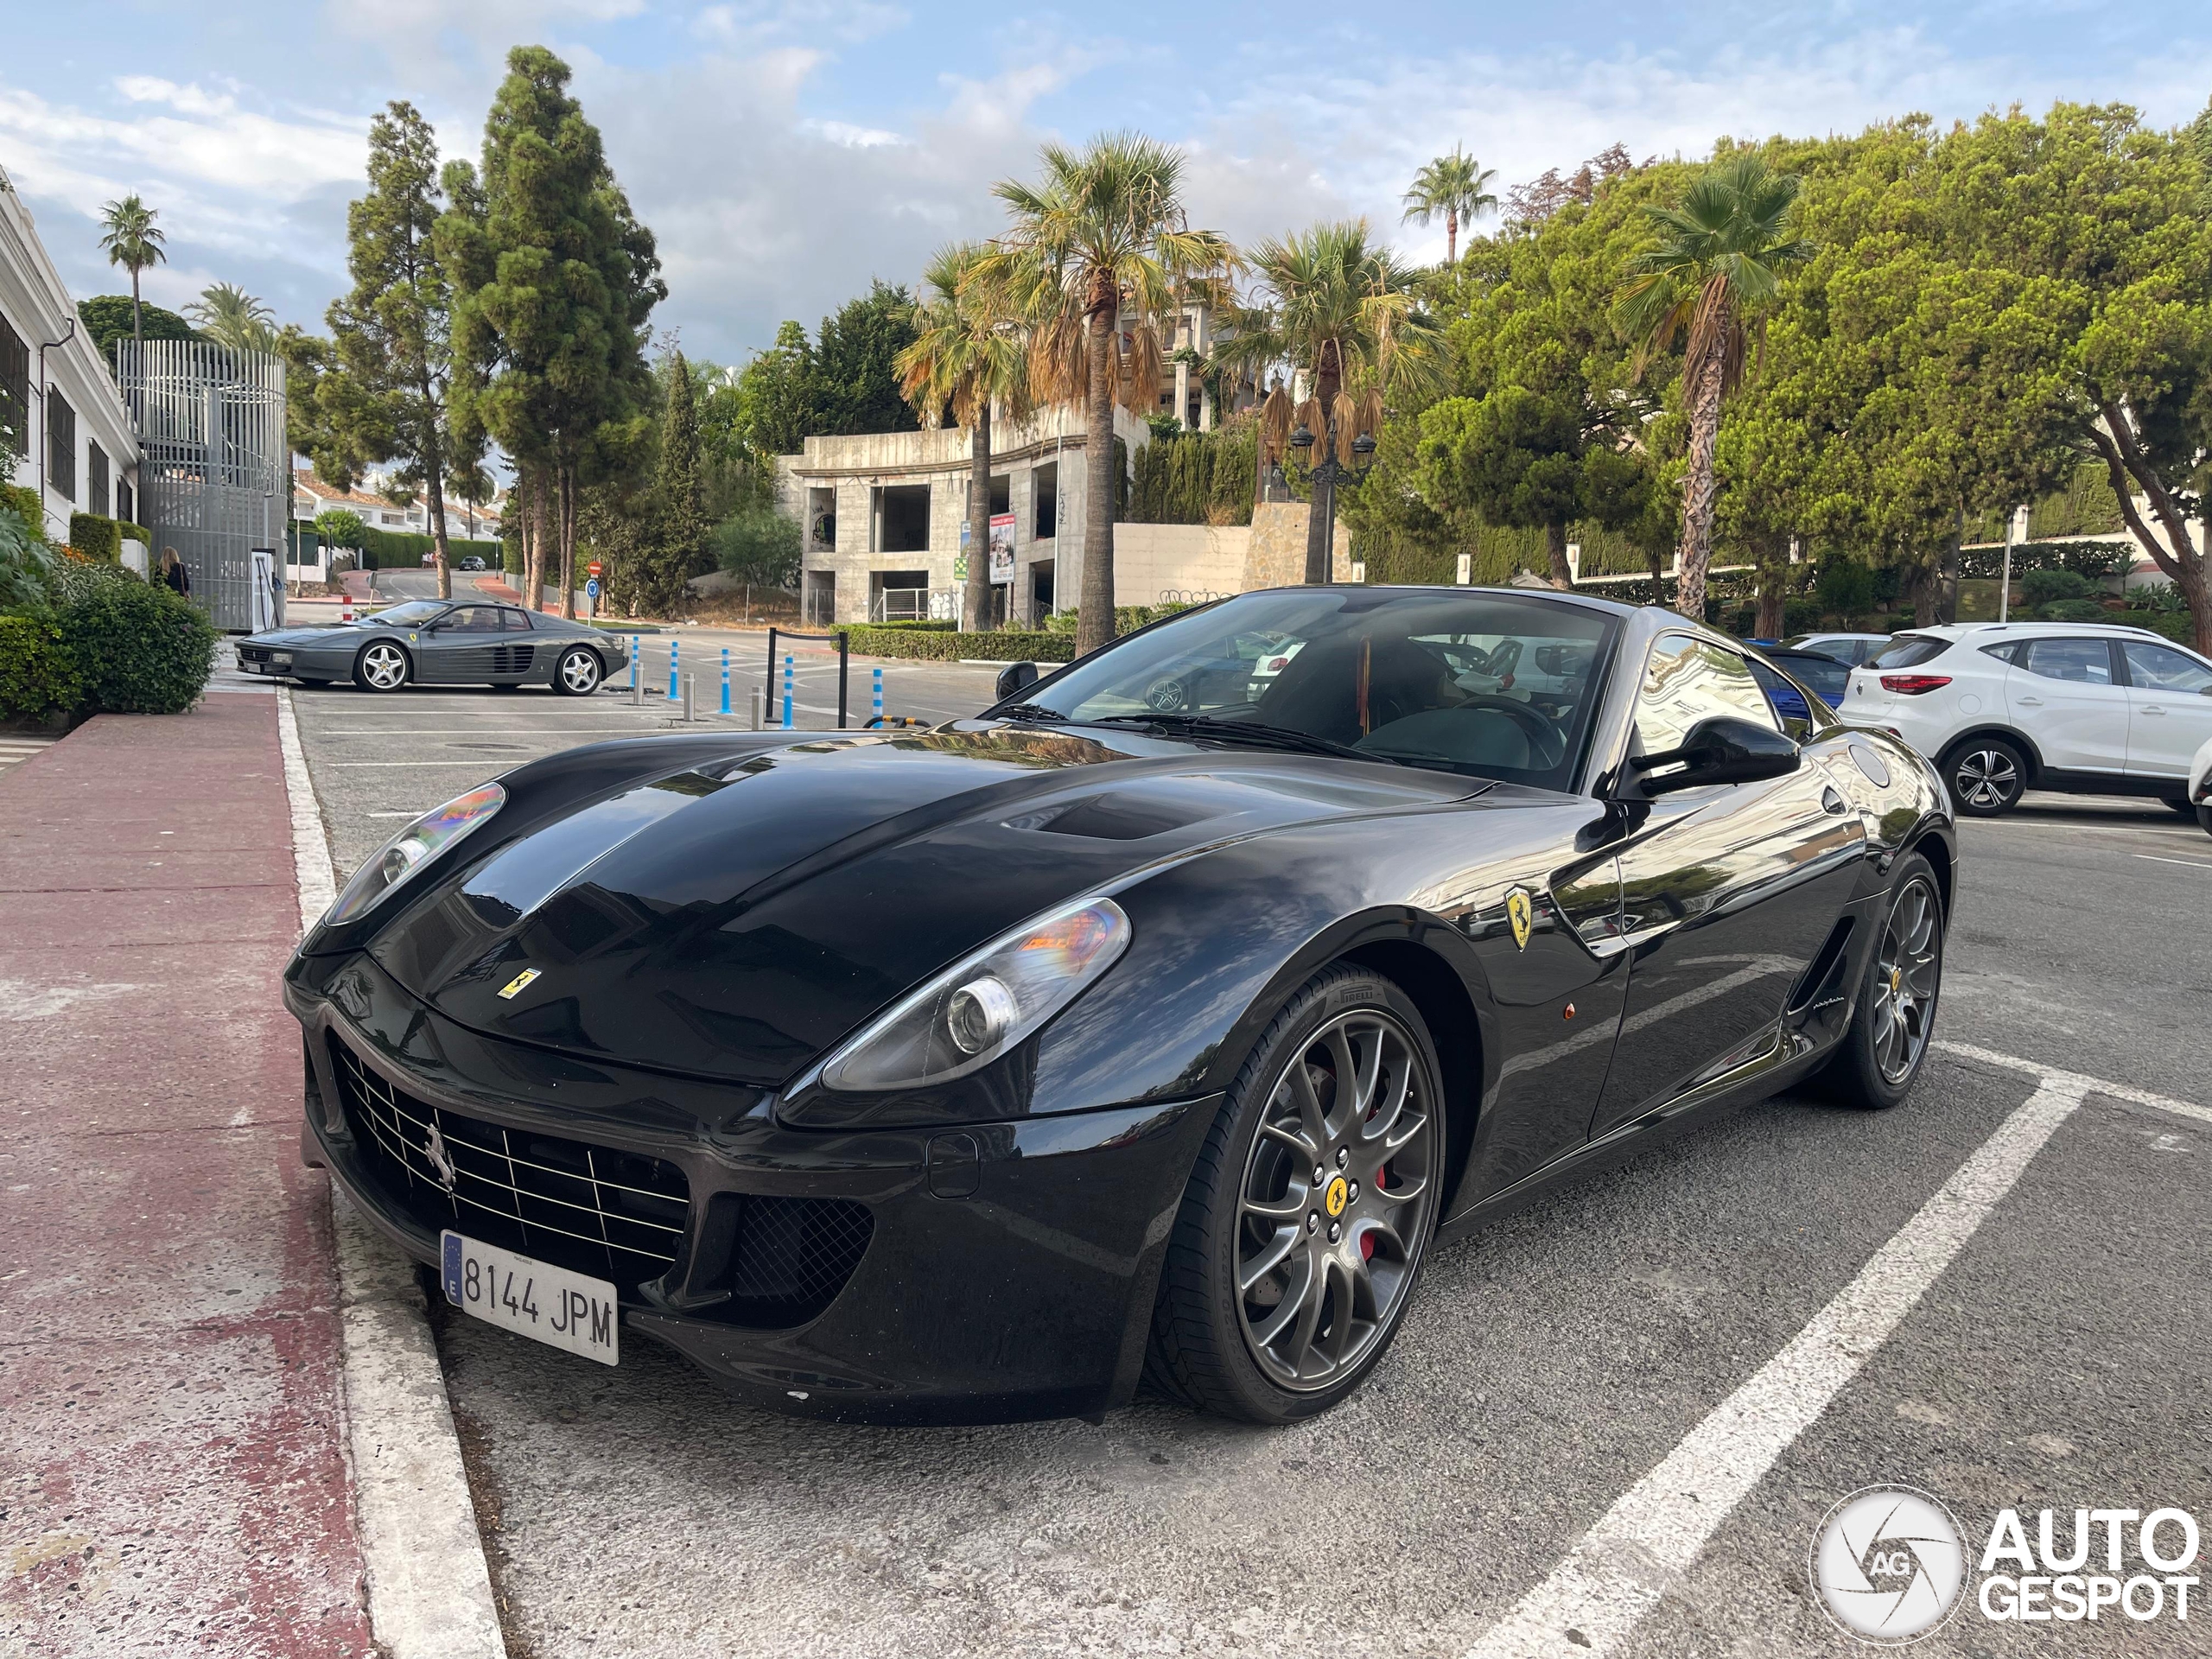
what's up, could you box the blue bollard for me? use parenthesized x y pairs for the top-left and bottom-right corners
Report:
(668, 638), (679, 701)
(720, 646), (730, 715)
(873, 666), (883, 725)
(629, 634), (639, 690)
(782, 653), (794, 729)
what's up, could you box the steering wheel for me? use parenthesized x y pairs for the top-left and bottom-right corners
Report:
(1444, 693), (1567, 769)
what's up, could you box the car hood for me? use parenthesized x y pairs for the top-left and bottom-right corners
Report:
(367, 725), (1479, 1086)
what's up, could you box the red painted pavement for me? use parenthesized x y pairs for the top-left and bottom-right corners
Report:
(0, 696), (374, 1657)
(469, 575), (522, 602)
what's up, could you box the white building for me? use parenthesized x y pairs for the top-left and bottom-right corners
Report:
(0, 168), (140, 542)
(776, 404), (1154, 626)
(293, 468), (503, 540)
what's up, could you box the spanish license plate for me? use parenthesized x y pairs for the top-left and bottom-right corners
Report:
(440, 1231), (620, 1365)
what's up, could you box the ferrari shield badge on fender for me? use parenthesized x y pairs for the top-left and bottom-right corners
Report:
(1506, 887), (1535, 950)
(498, 967), (541, 1000)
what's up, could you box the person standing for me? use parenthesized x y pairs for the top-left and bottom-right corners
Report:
(161, 549), (190, 597)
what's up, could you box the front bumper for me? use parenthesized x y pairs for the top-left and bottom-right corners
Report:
(289, 950), (1217, 1423)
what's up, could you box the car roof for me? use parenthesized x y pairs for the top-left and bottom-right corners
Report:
(1886, 620), (2169, 641)
(1261, 583), (1645, 621)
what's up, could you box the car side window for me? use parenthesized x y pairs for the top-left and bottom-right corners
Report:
(442, 606), (502, 632)
(2020, 639), (2116, 684)
(503, 608), (533, 632)
(1980, 641), (2023, 664)
(2121, 640), (2212, 694)
(1633, 634), (1780, 759)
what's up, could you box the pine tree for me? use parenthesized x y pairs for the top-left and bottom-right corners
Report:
(444, 46), (664, 616)
(634, 349), (708, 616)
(326, 102), (461, 597)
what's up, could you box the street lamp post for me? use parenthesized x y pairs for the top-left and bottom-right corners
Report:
(1289, 419), (1377, 583)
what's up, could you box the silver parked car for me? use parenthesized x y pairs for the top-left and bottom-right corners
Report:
(235, 601), (626, 695)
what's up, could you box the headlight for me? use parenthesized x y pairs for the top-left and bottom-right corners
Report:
(271, 652), (292, 667)
(324, 783), (505, 925)
(817, 897), (1131, 1092)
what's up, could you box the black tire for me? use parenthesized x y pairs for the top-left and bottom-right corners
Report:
(2163, 796), (2195, 815)
(2197, 804), (2212, 839)
(553, 645), (602, 696)
(1941, 737), (2026, 817)
(1146, 964), (1445, 1423)
(1819, 852), (1945, 1109)
(353, 640), (410, 693)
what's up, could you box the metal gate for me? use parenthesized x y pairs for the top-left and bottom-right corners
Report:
(113, 340), (286, 632)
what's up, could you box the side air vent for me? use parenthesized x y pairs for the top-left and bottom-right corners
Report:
(1786, 916), (1856, 1018)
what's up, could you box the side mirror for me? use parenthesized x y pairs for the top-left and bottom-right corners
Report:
(1631, 715), (1800, 796)
(995, 661), (1039, 702)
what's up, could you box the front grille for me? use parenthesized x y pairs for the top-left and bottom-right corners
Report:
(237, 645), (271, 664)
(330, 1037), (690, 1294)
(730, 1197), (874, 1323)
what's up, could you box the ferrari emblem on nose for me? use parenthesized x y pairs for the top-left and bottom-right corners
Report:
(498, 967), (541, 1000)
(424, 1121), (458, 1193)
(1506, 887), (1535, 951)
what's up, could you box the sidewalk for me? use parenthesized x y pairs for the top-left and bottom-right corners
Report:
(0, 696), (372, 1656)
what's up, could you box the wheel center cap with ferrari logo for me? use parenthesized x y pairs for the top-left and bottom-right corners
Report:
(1324, 1173), (1350, 1217)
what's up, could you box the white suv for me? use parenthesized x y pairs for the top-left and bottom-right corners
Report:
(1842, 620), (2212, 817)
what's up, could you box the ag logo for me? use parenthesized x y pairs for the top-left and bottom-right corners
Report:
(1504, 887), (1535, 950)
(1810, 1485), (1967, 1644)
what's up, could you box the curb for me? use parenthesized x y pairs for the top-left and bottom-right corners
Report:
(278, 688), (510, 1659)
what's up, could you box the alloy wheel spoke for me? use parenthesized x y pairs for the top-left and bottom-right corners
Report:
(1325, 1027), (1361, 1135)
(1259, 1118), (1317, 1159)
(1239, 1226), (1300, 1294)
(1248, 1249), (1315, 1349)
(1243, 1187), (1309, 1224)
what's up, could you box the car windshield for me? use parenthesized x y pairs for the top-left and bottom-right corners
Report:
(357, 601), (448, 627)
(1009, 588), (1619, 791)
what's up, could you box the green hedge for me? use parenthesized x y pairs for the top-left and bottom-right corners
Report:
(54, 567), (218, 715)
(865, 618), (956, 632)
(1, 483), (41, 529)
(354, 525), (505, 569)
(0, 615), (81, 721)
(843, 626), (1077, 664)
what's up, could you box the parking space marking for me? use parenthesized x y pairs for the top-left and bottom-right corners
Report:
(1465, 1068), (2094, 1659)
(1934, 1038), (2212, 1128)
(2133, 852), (2212, 868)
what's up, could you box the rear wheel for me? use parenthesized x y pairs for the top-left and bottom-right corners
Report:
(554, 646), (602, 696)
(1147, 965), (1443, 1423)
(1819, 852), (1944, 1109)
(353, 641), (409, 693)
(1942, 737), (2025, 817)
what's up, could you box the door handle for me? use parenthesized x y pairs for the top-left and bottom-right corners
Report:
(2015, 696), (2043, 706)
(2140, 706), (2165, 715)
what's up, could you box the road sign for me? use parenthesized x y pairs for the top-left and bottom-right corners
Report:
(586, 578), (601, 599)
(586, 561), (604, 578)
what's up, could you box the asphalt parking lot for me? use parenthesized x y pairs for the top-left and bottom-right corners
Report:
(283, 680), (2212, 1658)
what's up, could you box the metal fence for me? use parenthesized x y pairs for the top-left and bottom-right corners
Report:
(114, 340), (287, 632)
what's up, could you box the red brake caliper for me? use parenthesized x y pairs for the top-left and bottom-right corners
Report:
(1362, 1166), (1384, 1260)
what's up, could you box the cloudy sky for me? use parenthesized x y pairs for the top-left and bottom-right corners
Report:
(6, 3), (2209, 368)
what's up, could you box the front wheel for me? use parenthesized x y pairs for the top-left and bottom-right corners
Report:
(1942, 737), (2026, 817)
(1819, 852), (1945, 1109)
(554, 646), (602, 696)
(2197, 804), (2212, 839)
(1147, 965), (1443, 1422)
(353, 641), (409, 693)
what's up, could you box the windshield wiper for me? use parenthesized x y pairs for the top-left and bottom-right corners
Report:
(1088, 714), (1402, 766)
(995, 702), (1067, 722)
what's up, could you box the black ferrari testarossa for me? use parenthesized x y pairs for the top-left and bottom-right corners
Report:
(289, 586), (1954, 1423)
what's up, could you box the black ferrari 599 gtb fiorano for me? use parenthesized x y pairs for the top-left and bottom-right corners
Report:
(289, 586), (1954, 1424)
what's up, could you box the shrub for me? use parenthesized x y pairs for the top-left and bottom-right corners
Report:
(859, 618), (956, 632)
(1042, 603), (1197, 639)
(843, 626), (1077, 664)
(0, 615), (80, 720)
(2036, 598), (2110, 623)
(1, 482), (41, 528)
(2021, 567), (2094, 607)
(0, 506), (60, 613)
(68, 513), (122, 562)
(57, 575), (218, 714)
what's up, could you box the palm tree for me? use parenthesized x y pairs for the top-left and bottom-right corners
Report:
(1212, 220), (1443, 582)
(1613, 152), (1812, 622)
(97, 194), (167, 345)
(185, 282), (278, 355)
(979, 134), (1235, 658)
(1401, 147), (1497, 268)
(896, 243), (1030, 632)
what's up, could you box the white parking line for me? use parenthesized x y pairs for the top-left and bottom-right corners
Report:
(1464, 1069), (2094, 1659)
(1934, 1038), (2212, 1128)
(2133, 852), (2212, 868)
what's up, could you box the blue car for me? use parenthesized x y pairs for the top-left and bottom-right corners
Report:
(1750, 645), (1852, 727)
